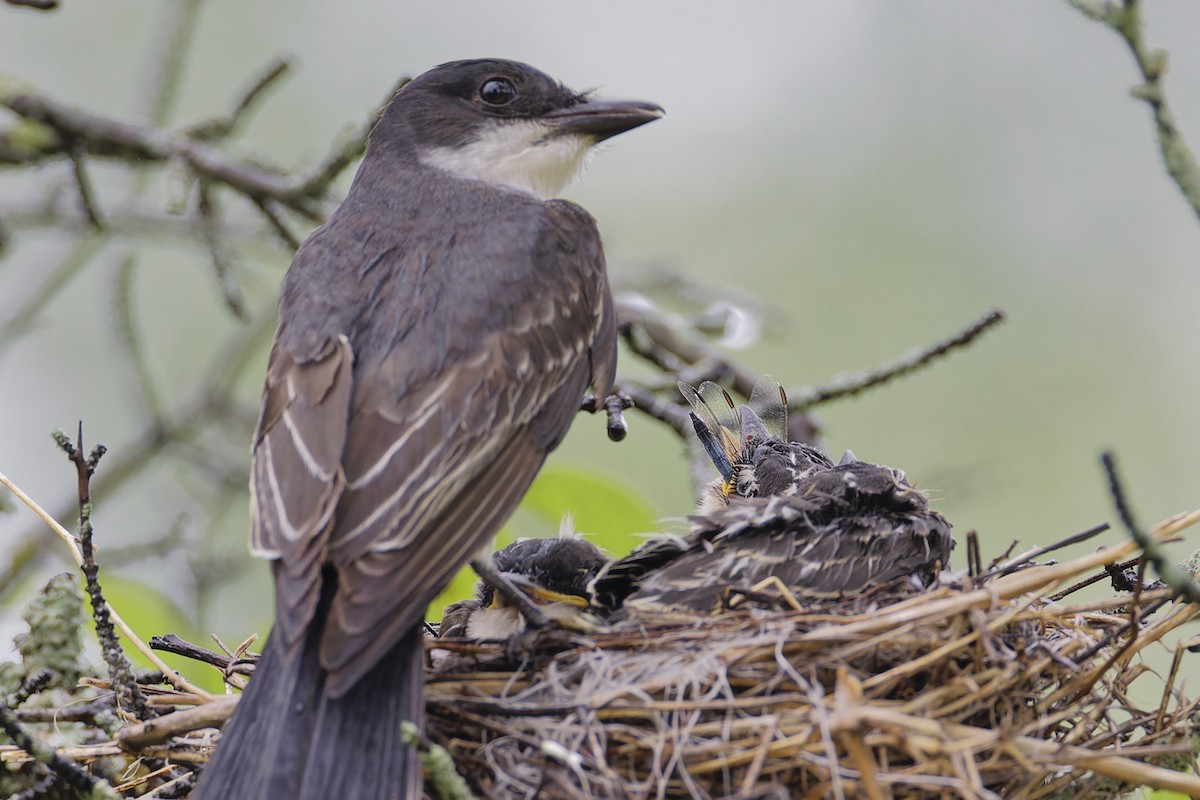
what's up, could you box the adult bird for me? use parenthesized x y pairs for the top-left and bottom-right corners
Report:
(591, 377), (953, 615)
(192, 59), (662, 800)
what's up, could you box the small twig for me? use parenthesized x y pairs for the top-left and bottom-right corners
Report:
(1049, 556), (1143, 601)
(1067, 0), (1200, 224)
(0, 85), (325, 220)
(143, 0), (203, 127)
(289, 76), (410, 200)
(1102, 450), (1143, 538)
(54, 425), (151, 721)
(787, 309), (1005, 411)
(4, 0), (59, 8)
(15, 698), (116, 724)
(117, 696), (239, 750)
(979, 523), (1110, 581)
(196, 181), (247, 319)
(1102, 451), (1200, 604)
(7, 670), (53, 707)
(966, 531), (982, 580)
(250, 195), (302, 251)
(66, 143), (103, 228)
(149, 633), (236, 671)
(185, 57), (293, 141)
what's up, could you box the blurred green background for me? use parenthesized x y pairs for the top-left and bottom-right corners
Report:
(1, 1), (1199, 672)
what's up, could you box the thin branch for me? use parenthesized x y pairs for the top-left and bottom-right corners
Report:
(0, 84), (324, 219)
(250, 195), (302, 251)
(617, 302), (1003, 450)
(185, 57), (293, 141)
(1049, 556), (1144, 601)
(289, 75), (410, 199)
(787, 309), (1006, 411)
(1101, 450), (1143, 537)
(54, 425), (151, 720)
(978, 522), (1111, 581)
(1101, 451), (1200, 605)
(4, 0), (59, 8)
(66, 143), (103, 228)
(149, 633), (236, 672)
(1067, 0), (1200, 223)
(1, 204), (278, 244)
(197, 181), (247, 318)
(143, 0), (204, 127)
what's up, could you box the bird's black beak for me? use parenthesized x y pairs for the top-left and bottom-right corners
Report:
(544, 97), (664, 142)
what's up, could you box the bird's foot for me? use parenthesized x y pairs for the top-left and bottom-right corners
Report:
(581, 390), (633, 441)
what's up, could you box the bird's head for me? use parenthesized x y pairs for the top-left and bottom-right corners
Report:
(374, 58), (663, 199)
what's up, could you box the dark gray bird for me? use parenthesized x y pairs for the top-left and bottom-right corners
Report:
(192, 59), (661, 800)
(438, 535), (609, 640)
(591, 377), (953, 615)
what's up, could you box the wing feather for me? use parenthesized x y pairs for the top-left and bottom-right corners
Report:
(250, 336), (354, 647)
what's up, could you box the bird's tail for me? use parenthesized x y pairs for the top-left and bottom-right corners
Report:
(191, 621), (424, 800)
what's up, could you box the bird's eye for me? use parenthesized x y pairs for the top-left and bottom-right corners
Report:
(479, 78), (517, 106)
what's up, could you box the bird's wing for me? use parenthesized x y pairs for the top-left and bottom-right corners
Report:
(252, 199), (615, 694)
(250, 334), (354, 646)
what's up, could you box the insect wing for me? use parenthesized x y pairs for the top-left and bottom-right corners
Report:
(748, 373), (789, 442)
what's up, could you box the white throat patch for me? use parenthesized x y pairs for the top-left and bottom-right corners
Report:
(419, 120), (593, 200)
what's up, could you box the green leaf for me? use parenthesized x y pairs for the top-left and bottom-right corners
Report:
(520, 465), (659, 557)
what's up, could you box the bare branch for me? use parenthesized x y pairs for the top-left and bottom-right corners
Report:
(66, 143), (103, 228)
(197, 181), (247, 318)
(53, 425), (150, 720)
(185, 57), (293, 141)
(1101, 450), (1200, 605)
(4, 0), (58, 9)
(289, 75), (410, 199)
(0, 83), (325, 219)
(250, 195), (302, 251)
(1067, 0), (1200, 223)
(787, 309), (1005, 411)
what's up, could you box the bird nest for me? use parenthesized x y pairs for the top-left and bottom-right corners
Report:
(426, 511), (1200, 799)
